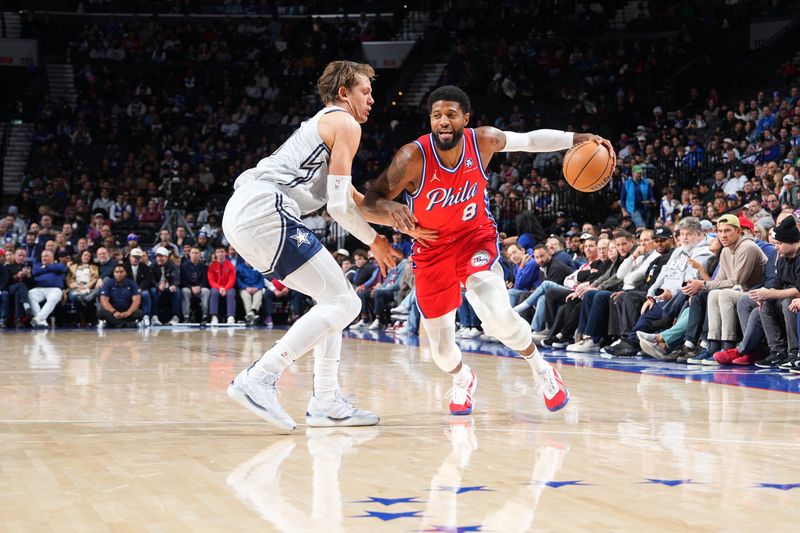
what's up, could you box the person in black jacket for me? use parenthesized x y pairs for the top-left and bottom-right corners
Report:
(125, 248), (155, 326)
(150, 247), (181, 325)
(180, 246), (210, 322)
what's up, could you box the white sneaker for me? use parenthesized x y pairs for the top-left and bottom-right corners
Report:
(367, 318), (381, 330)
(305, 392), (380, 427)
(227, 368), (296, 431)
(168, 316), (180, 326)
(97, 319), (106, 330)
(351, 319), (368, 329)
(143, 315), (151, 327)
(565, 339), (586, 352)
(462, 327), (482, 338)
(210, 315), (219, 325)
(479, 333), (497, 342)
(227, 316), (236, 325)
(395, 325), (409, 335)
(636, 331), (658, 344)
(531, 329), (551, 341)
(151, 315), (162, 326)
(445, 369), (477, 415)
(571, 340), (600, 353)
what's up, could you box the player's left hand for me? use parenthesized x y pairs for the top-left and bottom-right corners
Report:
(384, 201), (416, 233)
(403, 224), (438, 247)
(369, 234), (396, 276)
(587, 134), (616, 174)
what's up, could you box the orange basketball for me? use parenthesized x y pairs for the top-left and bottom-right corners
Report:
(562, 141), (614, 192)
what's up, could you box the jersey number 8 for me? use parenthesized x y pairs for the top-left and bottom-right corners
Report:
(462, 202), (477, 221)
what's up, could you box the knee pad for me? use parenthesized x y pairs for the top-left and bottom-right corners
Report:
(465, 270), (532, 351)
(320, 290), (361, 328)
(422, 312), (462, 373)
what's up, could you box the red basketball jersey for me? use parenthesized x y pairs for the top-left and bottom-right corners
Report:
(407, 128), (497, 243)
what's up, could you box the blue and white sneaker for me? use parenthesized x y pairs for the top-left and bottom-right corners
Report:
(228, 368), (296, 431)
(686, 349), (714, 365)
(306, 392), (380, 427)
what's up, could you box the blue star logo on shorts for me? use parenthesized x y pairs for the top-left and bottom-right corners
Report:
(290, 228), (311, 246)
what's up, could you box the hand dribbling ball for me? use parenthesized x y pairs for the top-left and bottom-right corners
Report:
(562, 141), (614, 192)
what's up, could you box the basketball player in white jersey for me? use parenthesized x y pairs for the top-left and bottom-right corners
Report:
(223, 61), (419, 431)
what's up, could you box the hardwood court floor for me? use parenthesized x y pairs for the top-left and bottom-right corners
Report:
(1, 327), (799, 532)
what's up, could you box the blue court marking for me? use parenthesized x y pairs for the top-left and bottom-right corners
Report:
(351, 510), (423, 521)
(339, 328), (800, 395)
(351, 496), (422, 506)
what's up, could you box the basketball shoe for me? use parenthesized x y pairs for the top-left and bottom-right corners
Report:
(445, 369), (477, 415)
(305, 391), (380, 427)
(228, 367), (297, 431)
(536, 365), (570, 412)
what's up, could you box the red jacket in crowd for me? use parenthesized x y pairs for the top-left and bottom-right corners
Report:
(207, 259), (236, 290)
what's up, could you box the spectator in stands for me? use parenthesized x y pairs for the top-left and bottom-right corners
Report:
(390, 230), (412, 258)
(98, 264), (144, 329)
(351, 249), (379, 328)
(208, 246), (237, 325)
(6, 248), (33, 326)
(180, 246), (210, 322)
(505, 243), (540, 306)
(620, 165), (655, 228)
(29, 249), (67, 328)
(66, 249), (99, 327)
(152, 229), (180, 258)
(195, 231), (214, 263)
(545, 235), (577, 270)
(0, 252), (7, 328)
(368, 257), (408, 330)
(125, 248), (154, 327)
(151, 247), (181, 326)
(753, 216), (800, 369)
(174, 225), (194, 256)
(263, 278), (291, 328)
(236, 259), (265, 326)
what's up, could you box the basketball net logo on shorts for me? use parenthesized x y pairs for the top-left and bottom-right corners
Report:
(425, 180), (479, 211)
(471, 250), (491, 267)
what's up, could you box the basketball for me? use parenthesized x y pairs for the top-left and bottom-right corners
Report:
(562, 141), (614, 192)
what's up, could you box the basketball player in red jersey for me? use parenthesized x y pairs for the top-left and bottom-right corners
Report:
(363, 86), (615, 415)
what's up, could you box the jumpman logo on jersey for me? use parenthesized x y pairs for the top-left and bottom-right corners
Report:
(431, 171), (440, 182)
(290, 228), (311, 246)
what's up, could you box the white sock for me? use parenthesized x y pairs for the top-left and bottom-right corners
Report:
(312, 333), (342, 401)
(514, 302), (531, 313)
(249, 342), (297, 381)
(521, 345), (550, 373)
(452, 363), (473, 387)
(684, 340), (695, 349)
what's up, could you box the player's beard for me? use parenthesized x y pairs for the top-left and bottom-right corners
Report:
(433, 127), (464, 151)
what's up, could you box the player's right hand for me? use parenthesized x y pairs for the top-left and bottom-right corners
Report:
(369, 234), (396, 276)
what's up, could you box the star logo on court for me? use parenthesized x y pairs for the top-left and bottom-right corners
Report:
(290, 228), (311, 246)
(755, 483), (800, 491)
(641, 479), (700, 487)
(528, 480), (590, 488)
(352, 510), (422, 521)
(353, 496), (422, 506)
(432, 485), (492, 494)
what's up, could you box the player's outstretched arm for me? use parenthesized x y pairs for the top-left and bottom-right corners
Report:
(476, 126), (617, 171)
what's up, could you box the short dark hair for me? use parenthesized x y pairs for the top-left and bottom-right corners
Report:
(427, 85), (471, 114)
(612, 229), (634, 240)
(533, 244), (549, 253)
(353, 249), (368, 260)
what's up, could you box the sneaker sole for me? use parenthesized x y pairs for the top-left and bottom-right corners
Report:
(450, 405), (473, 416)
(227, 381), (296, 431)
(546, 389), (570, 412)
(305, 412), (380, 427)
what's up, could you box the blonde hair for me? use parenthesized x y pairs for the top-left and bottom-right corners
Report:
(317, 60), (376, 105)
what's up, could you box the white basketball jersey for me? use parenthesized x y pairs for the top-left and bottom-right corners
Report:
(233, 105), (347, 215)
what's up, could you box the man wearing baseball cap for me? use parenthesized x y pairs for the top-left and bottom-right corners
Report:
(685, 214), (766, 364)
(125, 248), (155, 327)
(150, 246), (181, 326)
(753, 215), (800, 370)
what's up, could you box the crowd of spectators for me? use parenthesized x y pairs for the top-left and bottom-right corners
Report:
(5, 4), (800, 372)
